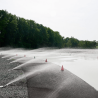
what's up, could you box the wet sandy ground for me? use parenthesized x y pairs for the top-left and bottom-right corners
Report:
(0, 48), (98, 98)
(0, 56), (28, 98)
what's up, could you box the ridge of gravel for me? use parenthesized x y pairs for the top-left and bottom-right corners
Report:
(0, 56), (28, 98)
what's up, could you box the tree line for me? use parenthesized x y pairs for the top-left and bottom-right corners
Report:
(0, 10), (97, 49)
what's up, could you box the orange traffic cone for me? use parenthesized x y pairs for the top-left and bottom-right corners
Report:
(45, 59), (47, 62)
(61, 65), (64, 71)
(16, 54), (17, 56)
(24, 55), (26, 57)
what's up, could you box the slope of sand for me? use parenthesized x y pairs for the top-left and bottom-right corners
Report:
(19, 60), (98, 98)
(0, 56), (28, 98)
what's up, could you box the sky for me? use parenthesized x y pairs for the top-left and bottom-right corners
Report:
(0, 0), (98, 41)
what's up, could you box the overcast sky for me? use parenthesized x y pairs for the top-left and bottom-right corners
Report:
(0, 0), (98, 41)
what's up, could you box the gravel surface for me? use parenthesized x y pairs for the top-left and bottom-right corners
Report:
(0, 56), (28, 98)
